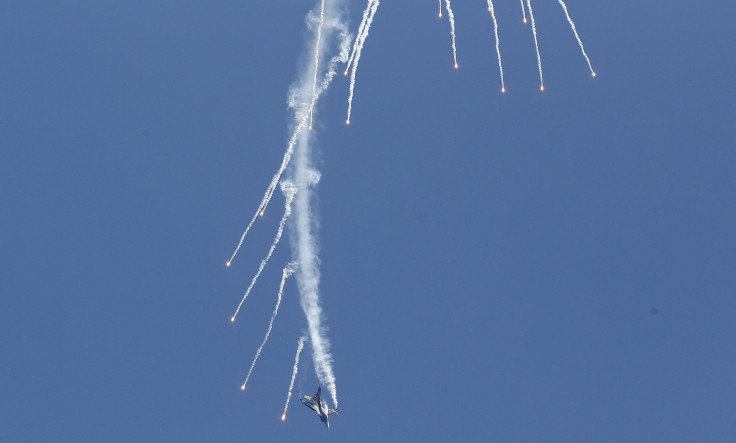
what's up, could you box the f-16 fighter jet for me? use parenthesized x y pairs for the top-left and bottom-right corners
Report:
(301, 386), (337, 428)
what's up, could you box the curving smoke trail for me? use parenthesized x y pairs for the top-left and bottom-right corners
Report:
(557, 0), (596, 77)
(241, 262), (297, 391)
(284, 0), (349, 410)
(282, 334), (307, 421)
(526, 0), (544, 91)
(346, 0), (379, 125)
(486, 0), (505, 93)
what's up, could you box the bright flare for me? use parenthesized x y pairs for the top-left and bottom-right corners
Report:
(519, 0), (528, 23)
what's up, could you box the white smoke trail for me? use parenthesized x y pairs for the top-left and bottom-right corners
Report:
(281, 334), (307, 421)
(519, 0), (528, 24)
(557, 0), (596, 77)
(308, 0), (327, 131)
(285, 0), (348, 410)
(526, 0), (544, 91)
(230, 183), (296, 323)
(438, 0), (442, 18)
(344, 0), (374, 75)
(486, 0), (505, 93)
(241, 262), (298, 391)
(346, 0), (379, 125)
(443, 0), (458, 69)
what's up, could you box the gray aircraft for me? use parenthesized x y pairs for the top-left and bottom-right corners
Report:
(301, 386), (337, 428)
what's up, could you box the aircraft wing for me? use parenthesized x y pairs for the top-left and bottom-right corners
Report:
(301, 398), (318, 413)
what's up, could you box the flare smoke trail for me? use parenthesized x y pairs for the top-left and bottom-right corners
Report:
(231, 183), (296, 323)
(443, 0), (458, 69)
(438, 0), (442, 18)
(308, 0), (327, 130)
(486, 0), (505, 93)
(526, 0), (544, 91)
(282, 334), (307, 421)
(346, 0), (379, 125)
(226, 116), (307, 268)
(557, 0), (595, 77)
(241, 262), (297, 391)
(519, 0), (528, 23)
(284, 0), (348, 409)
(344, 0), (374, 74)
(226, 126), (304, 268)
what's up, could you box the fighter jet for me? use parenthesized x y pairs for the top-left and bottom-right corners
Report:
(301, 386), (337, 428)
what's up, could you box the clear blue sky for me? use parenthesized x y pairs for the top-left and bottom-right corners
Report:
(1, 1), (734, 441)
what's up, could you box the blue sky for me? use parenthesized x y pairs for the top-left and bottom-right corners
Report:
(1, 1), (734, 441)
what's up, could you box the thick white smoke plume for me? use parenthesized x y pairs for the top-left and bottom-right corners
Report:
(284, 0), (349, 410)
